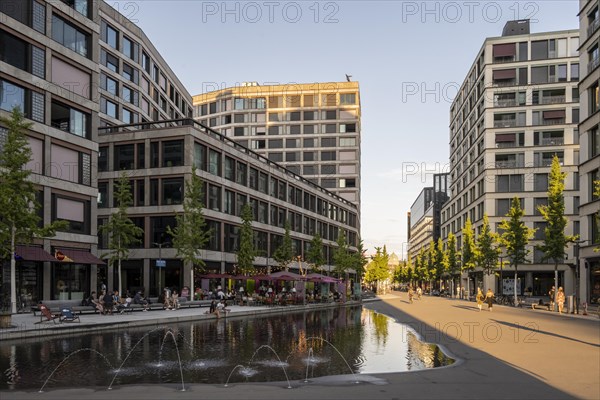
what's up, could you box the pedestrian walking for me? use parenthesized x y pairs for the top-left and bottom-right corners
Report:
(549, 286), (556, 311)
(408, 287), (414, 304)
(485, 289), (494, 311)
(556, 287), (566, 314)
(476, 288), (484, 311)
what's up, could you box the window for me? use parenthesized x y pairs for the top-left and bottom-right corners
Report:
(102, 98), (118, 119)
(1, 0), (46, 33)
(122, 36), (134, 59)
(268, 153), (283, 162)
(340, 123), (356, 133)
(340, 93), (356, 104)
(208, 149), (221, 176)
(321, 151), (336, 161)
(52, 15), (89, 58)
(496, 174), (524, 192)
(269, 139), (283, 149)
(142, 51), (150, 73)
(51, 100), (90, 138)
(98, 147), (108, 172)
(98, 182), (108, 208)
(101, 74), (118, 95)
(163, 178), (183, 205)
(102, 20), (118, 49)
(102, 50), (119, 72)
(208, 184), (221, 211)
(224, 156), (235, 181)
(304, 125), (315, 134)
(303, 152), (316, 162)
(340, 178), (356, 188)
(122, 63), (136, 83)
(114, 144), (134, 170)
(121, 107), (133, 124)
(236, 162), (247, 186)
(162, 140), (183, 167)
(534, 173), (549, 191)
(340, 138), (356, 147)
(321, 137), (336, 147)
(531, 40), (548, 60)
(53, 195), (90, 234)
(0, 29), (45, 79)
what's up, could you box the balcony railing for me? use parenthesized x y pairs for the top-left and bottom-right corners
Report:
(494, 119), (516, 128)
(493, 80), (517, 87)
(534, 158), (564, 167)
(495, 160), (524, 168)
(540, 95), (566, 105)
(540, 137), (564, 146)
(493, 56), (516, 64)
(496, 142), (518, 148)
(588, 18), (600, 38)
(541, 118), (565, 126)
(494, 99), (517, 107)
(589, 57), (600, 73)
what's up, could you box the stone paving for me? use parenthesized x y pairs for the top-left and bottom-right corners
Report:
(1, 294), (599, 400)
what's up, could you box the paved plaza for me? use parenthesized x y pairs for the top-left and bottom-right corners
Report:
(1, 294), (599, 400)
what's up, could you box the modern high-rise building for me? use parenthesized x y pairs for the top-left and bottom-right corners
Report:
(0, 1), (359, 305)
(441, 20), (581, 297)
(192, 82), (362, 215)
(578, 0), (600, 305)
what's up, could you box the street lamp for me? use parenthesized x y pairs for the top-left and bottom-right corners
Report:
(498, 246), (506, 298)
(573, 239), (588, 315)
(297, 255), (306, 306)
(153, 241), (169, 296)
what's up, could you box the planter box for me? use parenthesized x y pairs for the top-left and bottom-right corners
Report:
(0, 313), (12, 329)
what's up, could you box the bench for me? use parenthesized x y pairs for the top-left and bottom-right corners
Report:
(32, 300), (96, 316)
(519, 297), (550, 310)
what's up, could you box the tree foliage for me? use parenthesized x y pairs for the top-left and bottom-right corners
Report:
(99, 172), (144, 295)
(364, 246), (390, 285)
(167, 169), (210, 273)
(236, 203), (256, 275)
(305, 233), (325, 272)
(443, 233), (460, 277)
(0, 108), (67, 313)
(538, 156), (577, 264)
(332, 229), (352, 278)
(476, 214), (500, 276)
(273, 220), (294, 269)
(461, 218), (477, 275)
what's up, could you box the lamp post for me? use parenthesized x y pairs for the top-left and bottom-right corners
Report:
(297, 255), (306, 306)
(573, 239), (587, 315)
(498, 246), (506, 297)
(153, 241), (168, 296)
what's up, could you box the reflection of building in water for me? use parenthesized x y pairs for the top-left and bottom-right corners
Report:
(405, 331), (453, 370)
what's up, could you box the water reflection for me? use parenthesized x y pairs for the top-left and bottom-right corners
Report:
(0, 307), (453, 390)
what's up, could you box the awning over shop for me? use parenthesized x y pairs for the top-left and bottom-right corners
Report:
(55, 249), (106, 265)
(15, 245), (56, 262)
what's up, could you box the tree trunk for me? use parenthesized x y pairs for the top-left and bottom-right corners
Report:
(514, 265), (518, 307)
(117, 237), (122, 296)
(466, 273), (470, 301)
(189, 264), (194, 301)
(553, 261), (558, 312)
(10, 224), (17, 314)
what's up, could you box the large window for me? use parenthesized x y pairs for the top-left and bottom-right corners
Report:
(52, 195), (90, 234)
(0, 29), (45, 79)
(50, 100), (90, 138)
(60, 0), (90, 18)
(51, 15), (89, 58)
(102, 20), (118, 49)
(162, 178), (183, 205)
(496, 174), (524, 192)
(162, 140), (183, 167)
(114, 144), (135, 170)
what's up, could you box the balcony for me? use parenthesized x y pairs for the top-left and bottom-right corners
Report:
(540, 137), (564, 146)
(493, 80), (517, 87)
(541, 118), (565, 126)
(589, 57), (600, 73)
(588, 18), (600, 39)
(534, 158), (564, 167)
(495, 160), (524, 169)
(496, 141), (518, 148)
(493, 56), (516, 64)
(494, 99), (517, 107)
(494, 119), (516, 128)
(540, 95), (566, 105)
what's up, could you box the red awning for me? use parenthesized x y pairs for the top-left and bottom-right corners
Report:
(493, 43), (516, 57)
(15, 245), (56, 262)
(492, 69), (516, 80)
(495, 133), (516, 142)
(56, 249), (106, 265)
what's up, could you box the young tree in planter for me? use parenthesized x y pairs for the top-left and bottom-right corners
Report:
(273, 221), (294, 271)
(236, 203), (257, 275)
(461, 218), (477, 298)
(0, 108), (67, 314)
(443, 233), (460, 297)
(476, 214), (500, 280)
(333, 229), (352, 278)
(538, 156), (577, 311)
(499, 197), (535, 307)
(167, 169), (211, 296)
(305, 233), (325, 273)
(99, 172), (144, 296)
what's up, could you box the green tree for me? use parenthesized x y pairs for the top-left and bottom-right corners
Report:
(332, 229), (352, 278)
(476, 214), (500, 278)
(538, 156), (577, 310)
(499, 197), (536, 306)
(99, 172), (144, 296)
(236, 203), (256, 275)
(305, 233), (325, 273)
(443, 233), (460, 296)
(0, 108), (67, 313)
(167, 169), (211, 295)
(461, 218), (477, 297)
(273, 220), (294, 270)
(350, 238), (368, 280)
(363, 246), (390, 293)
(426, 239), (439, 291)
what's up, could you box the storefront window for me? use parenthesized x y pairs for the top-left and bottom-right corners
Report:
(52, 263), (90, 300)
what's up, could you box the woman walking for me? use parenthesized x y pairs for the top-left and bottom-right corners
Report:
(485, 289), (495, 311)
(476, 288), (484, 311)
(556, 287), (566, 314)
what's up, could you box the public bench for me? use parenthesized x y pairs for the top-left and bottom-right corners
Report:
(32, 300), (96, 316)
(519, 297), (550, 310)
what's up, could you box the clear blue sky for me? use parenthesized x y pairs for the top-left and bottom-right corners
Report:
(123, 0), (579, 257)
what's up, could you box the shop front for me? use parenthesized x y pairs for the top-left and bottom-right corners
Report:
(590, 261), (600, 304)
(149, 259), (182, 297)
(52, 248), (106, 300)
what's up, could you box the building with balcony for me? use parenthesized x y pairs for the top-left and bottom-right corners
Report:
(578, 0), (600, 305)
(440, 20), (580, 297)
(97, 119), (359, 297)
(192, 82), (362, 221)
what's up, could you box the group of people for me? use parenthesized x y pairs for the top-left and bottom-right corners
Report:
(87, 289), (150, 314)
(476, 288), (495, 311)
(407, 286), (422, 303)
(161, 287), (180, 310)
(205, 299), (230, 318)
(549, 286), (566, 313)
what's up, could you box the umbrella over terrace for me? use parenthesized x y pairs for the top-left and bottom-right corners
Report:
(268, 271), (305, 281)
(305, 273), (341, 283)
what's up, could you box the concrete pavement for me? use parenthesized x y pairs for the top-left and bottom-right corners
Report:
(1, 293), (599, 399)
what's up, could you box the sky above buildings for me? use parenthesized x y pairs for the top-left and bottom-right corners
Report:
(124, 0), (579, 257)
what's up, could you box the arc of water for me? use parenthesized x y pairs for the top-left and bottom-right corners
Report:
(306, 336), (360, 384)
(39, 349), (113, 393)
(304, 347), (314, 383)
(108, 326), (168, 390)
(246, 345), (292, 389)
(224, 365), (247, 387)
(160, 330), (186, 392)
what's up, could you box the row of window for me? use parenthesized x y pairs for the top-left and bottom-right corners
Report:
(492, 63), (579, 86)
(493, 108), (579, 128)
(201, 114), (358, 129)
(492, 37), (579, 63)
(493, 88), (577, 107)
(197, 93), (358, 116)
